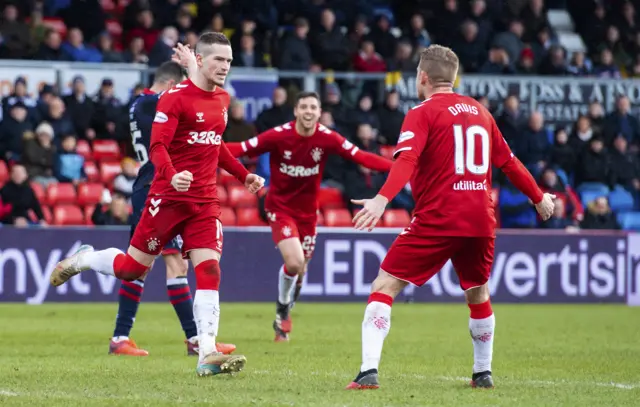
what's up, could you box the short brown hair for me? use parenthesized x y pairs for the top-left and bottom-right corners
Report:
(418, 45), (459, 86)
(295, 91), (320, 105)
(196, 32), (230, 55)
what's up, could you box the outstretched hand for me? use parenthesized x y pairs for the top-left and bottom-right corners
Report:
(351, 195), (389, 232)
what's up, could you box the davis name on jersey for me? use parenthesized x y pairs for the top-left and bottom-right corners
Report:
(392, 92), (515, 237)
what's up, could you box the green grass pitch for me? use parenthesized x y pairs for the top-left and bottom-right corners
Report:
(0, 303), (639, 406)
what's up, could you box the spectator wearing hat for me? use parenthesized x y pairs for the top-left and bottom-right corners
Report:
(2, 76), (37, 125)
(61, 27), (103, 63)
(36, 84), (56, 124)
(55, 135), (85, 184)
(63, 76), (96, 141)
(0, 101), (33, 162)
(92, 79), (122, 140)
(113, 157), (138, 199)
(91, 191), (132, 226)
(323, 82), (349, 127)
(517, 47), (537, 74)
(23, 122), (57, 187)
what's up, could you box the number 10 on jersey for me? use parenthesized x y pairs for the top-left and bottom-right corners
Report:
(453, 125), (489, 176)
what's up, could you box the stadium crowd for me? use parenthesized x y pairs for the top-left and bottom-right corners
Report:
(0, 0), (639, 231)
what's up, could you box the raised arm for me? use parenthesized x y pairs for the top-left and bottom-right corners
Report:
(227, 126), (285, 158)
(332, 135), (393, 172)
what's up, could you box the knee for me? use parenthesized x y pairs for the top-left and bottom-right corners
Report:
(465, 284), (490, 304)
(194, 259), (220, 290)
(114, 254), (149, 281)
(284, 257), (305, 276)
(371, 269), (407, 298)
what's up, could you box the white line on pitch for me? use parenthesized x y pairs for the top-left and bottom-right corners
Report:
(0, 390), (18, 396)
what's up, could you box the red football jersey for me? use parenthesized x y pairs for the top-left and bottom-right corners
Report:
(394, 92), (514, 237)
(237, 121), (388, 221)
(148, 79), (232, 204)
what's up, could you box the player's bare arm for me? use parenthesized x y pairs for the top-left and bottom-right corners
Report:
(352, 108), (424, 232)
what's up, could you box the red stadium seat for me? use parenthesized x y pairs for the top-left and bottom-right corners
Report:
(227, 185), (258, 208)
(218, 169), (242, 186)
(217, 185), (228, 206)
(219, 207), (237, 226)
(92, 140), (121, 162)
(323, 208), (352, 227)
(236, 208), (266, 226)
(84, 161), (99, 182)
(380, 145), (395, 160)
(382, 209), (411, 227)
(0, 160), (8, 186)
(100, 161), (122, 185)
(42, 206), (52, 224)
(53, 204), (84, 225)
(84, 205), (97, 225)
(317, 187), (345, 209)
(77, 183), (104, 206)
(30, 182), (46, 204)
(47, 183), (77, 206)
(75, 139), (92, 161)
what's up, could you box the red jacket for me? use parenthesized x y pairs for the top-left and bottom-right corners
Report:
(353, 51), (387, 72)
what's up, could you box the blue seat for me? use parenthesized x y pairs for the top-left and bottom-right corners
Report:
(555, 168), (569, 186)
(609, 186), (635, 213)
(577, 183), (609, 206)
(617, 212), (640, 231)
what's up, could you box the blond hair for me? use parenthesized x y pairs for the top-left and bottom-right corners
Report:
(418, 45), (459, 87)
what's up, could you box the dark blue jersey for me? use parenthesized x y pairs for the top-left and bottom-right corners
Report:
(129, 91), (161, 191)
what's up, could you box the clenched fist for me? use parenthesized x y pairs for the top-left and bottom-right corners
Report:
(171, 170), (193, 192)
(244, 174), (265, 194)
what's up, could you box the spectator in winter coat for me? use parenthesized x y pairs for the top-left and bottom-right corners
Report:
(581, 196), (620, 230)
(0, 164), (45, 226)
(61, 28), (103, 63)
(0, 102), (33, 162)
(519, 111), (551, 170)
(311, 9), (350, 71)
(22, 122), (57, 187)
(610, 135), (640, 191)
(223, 100), (255, 143)
(353, 40), (387, 72)
(62, 76), (96, 141)
(549, 129), (576, 176)
(112, 157), (137, 199)
(377, 91), (405, 145)
(91, 191), (131, 226)
(279, 18), (313, 71)
(575, 137), (615, 188)
(254, 87), (294, 133)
